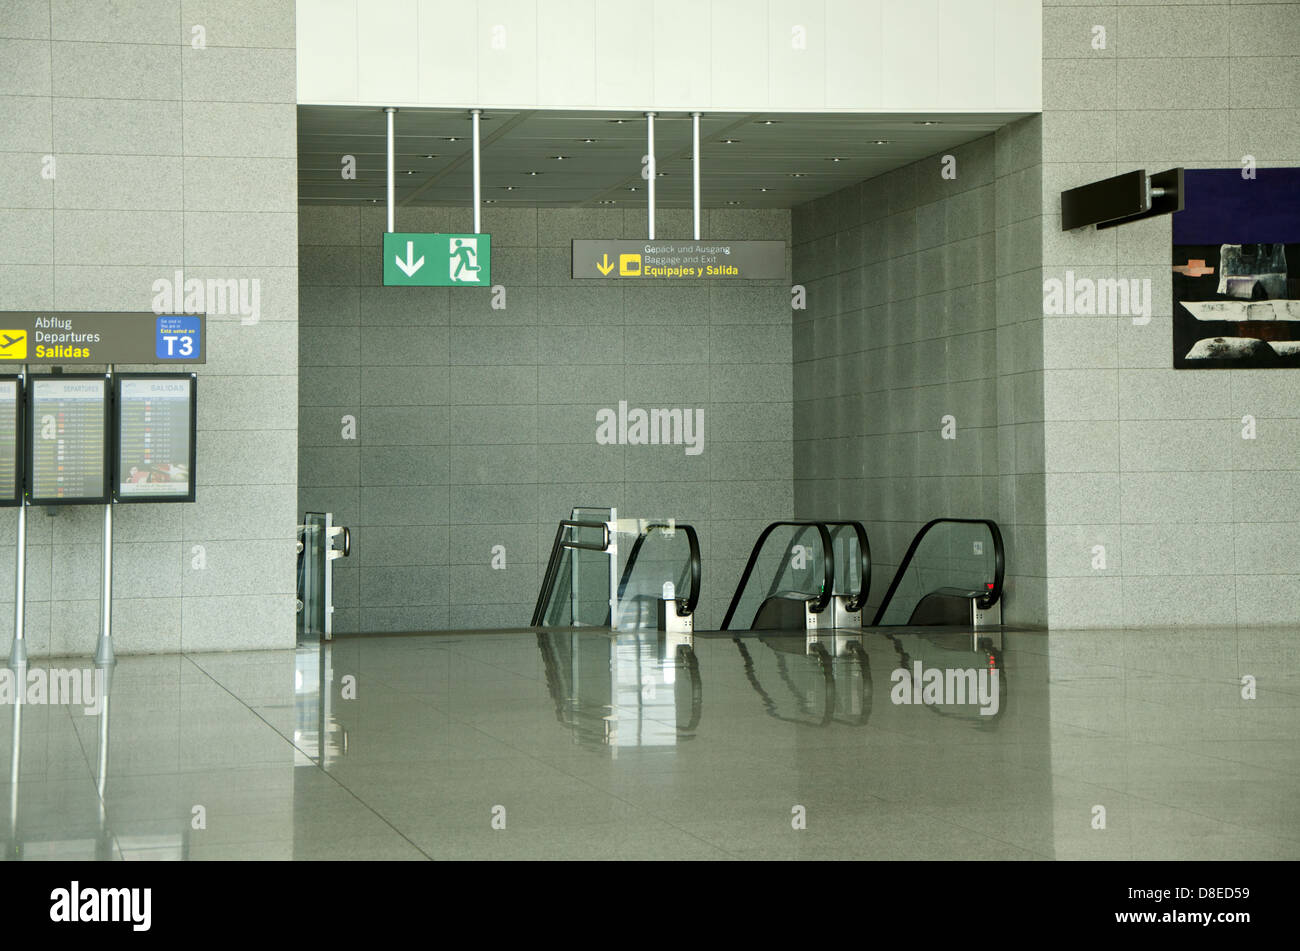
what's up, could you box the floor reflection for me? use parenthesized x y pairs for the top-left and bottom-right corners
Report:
(1, 625), (1297, 860)
(536, 630), (701, 751)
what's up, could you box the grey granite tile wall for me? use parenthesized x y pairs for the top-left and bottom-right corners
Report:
(298, 205), (793, 632)
(0, 0), (298, 656)
(1040, 0), (1300, 627)
(792, 123), (1048, 627)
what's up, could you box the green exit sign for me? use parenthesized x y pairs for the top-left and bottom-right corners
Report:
(382, 232), (492, 287)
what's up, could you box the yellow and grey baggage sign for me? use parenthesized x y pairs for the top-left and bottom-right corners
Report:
(571, 239), (786, 280)
(0, 312), (206, 364)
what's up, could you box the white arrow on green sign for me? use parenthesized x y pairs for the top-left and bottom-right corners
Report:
(382, 233), (492, 287)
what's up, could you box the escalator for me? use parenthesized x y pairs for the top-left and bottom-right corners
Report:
(870, 518), (1004, 629)
(532, 507), (701, 633)
(720, 520), (870, 632)
(613, 522), (701, 631)
(719, 517), (1004, 637)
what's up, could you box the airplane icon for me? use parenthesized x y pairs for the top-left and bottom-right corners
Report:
(0, 330), (26, 359)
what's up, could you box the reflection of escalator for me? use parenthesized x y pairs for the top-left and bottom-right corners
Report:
(535, 630), (703, 749)
(884, 630), (1007, 725)
(733, 632), (872, 726)
(871, 519), (1004, 629)
(721, 521), (869, 631)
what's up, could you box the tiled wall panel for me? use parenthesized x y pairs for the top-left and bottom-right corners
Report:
(298, 206), (793, 632)
(0, 0), (298, 656)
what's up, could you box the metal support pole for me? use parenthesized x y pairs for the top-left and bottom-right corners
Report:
(645, 112), (656, 239)
(93, 684), (111, 860)
(691, 112), (702, 240)
(96, 366), (115, 667)
(471, 109), (482, 234)
(384, 107), (397, 233)
(96, 692), (110, 801)
(9, 366), (27, 668)
(8, 697), (20, 852)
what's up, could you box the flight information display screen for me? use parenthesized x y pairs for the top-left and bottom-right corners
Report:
(27, 375), (109, 504)
(115, 374), (196, 502)
(0, 378), (20, 506)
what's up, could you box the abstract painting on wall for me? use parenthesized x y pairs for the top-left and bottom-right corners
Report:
(1173, 168), (1300, 369)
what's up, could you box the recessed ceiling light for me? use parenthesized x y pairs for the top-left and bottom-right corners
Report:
(526, 171), (540, 176)
(873, 139), (890, 145)
(826, 157), (845, 162)
(502, 186), (516, 191)
(656, 171), (667, 177)
(579, 138), (597, 143)
(551, 155), (569, 161)
(720, 139), (740, 144)
(790, 173), (805, 178)
(422, 154), (437, 159)
(758, 187), (770, 192)
(627, 186), (639, 192)
(609, 119), (627, 124)
(914, 120), (941, 126)
(483, 199), (496, 204)
(756, 120), (780, 126)
(444, 136), (460, 142)
(370, 199), (378, 203)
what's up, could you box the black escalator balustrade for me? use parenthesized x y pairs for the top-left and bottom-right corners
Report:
(533, 515), (701, 634)
(532, 518), (612, 628)
(870, 518), (1005, 644)
(721, 520), (870, 632)
(613, 522), (701, 633)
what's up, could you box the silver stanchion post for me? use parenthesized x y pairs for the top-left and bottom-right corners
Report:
(95, 366), (115, 666)
(9, 366), (27, 669)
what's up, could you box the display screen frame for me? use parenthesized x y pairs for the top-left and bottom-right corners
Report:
(25, 372), (112, 506)
(112, 372), (198, 505)
(0, 375), (23, 507)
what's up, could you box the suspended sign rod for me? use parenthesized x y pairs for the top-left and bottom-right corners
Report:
(645, 112), (656, 239)
(692, 112), (702, 240)
(384, 107), (396, 233)
(471, 108), (482, 233)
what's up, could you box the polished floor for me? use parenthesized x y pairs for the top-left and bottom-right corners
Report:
(2, 626), (1297, 860)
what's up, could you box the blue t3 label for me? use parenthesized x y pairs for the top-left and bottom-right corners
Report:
(156, 315), (200, 360)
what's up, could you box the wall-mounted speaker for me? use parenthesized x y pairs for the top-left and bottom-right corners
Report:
(1060, 167), (1184, 231)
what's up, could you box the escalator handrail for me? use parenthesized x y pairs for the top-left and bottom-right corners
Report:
(559, 519), (612, 551)
(720, 520), (835, 630)
(532, 519), (613, 627)
(870, 518), (1005, 626)
(615, 522), (702, 616)
(782, 520), (871, 612)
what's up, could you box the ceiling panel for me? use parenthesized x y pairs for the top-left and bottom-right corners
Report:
(297, 106), (1026, 210)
